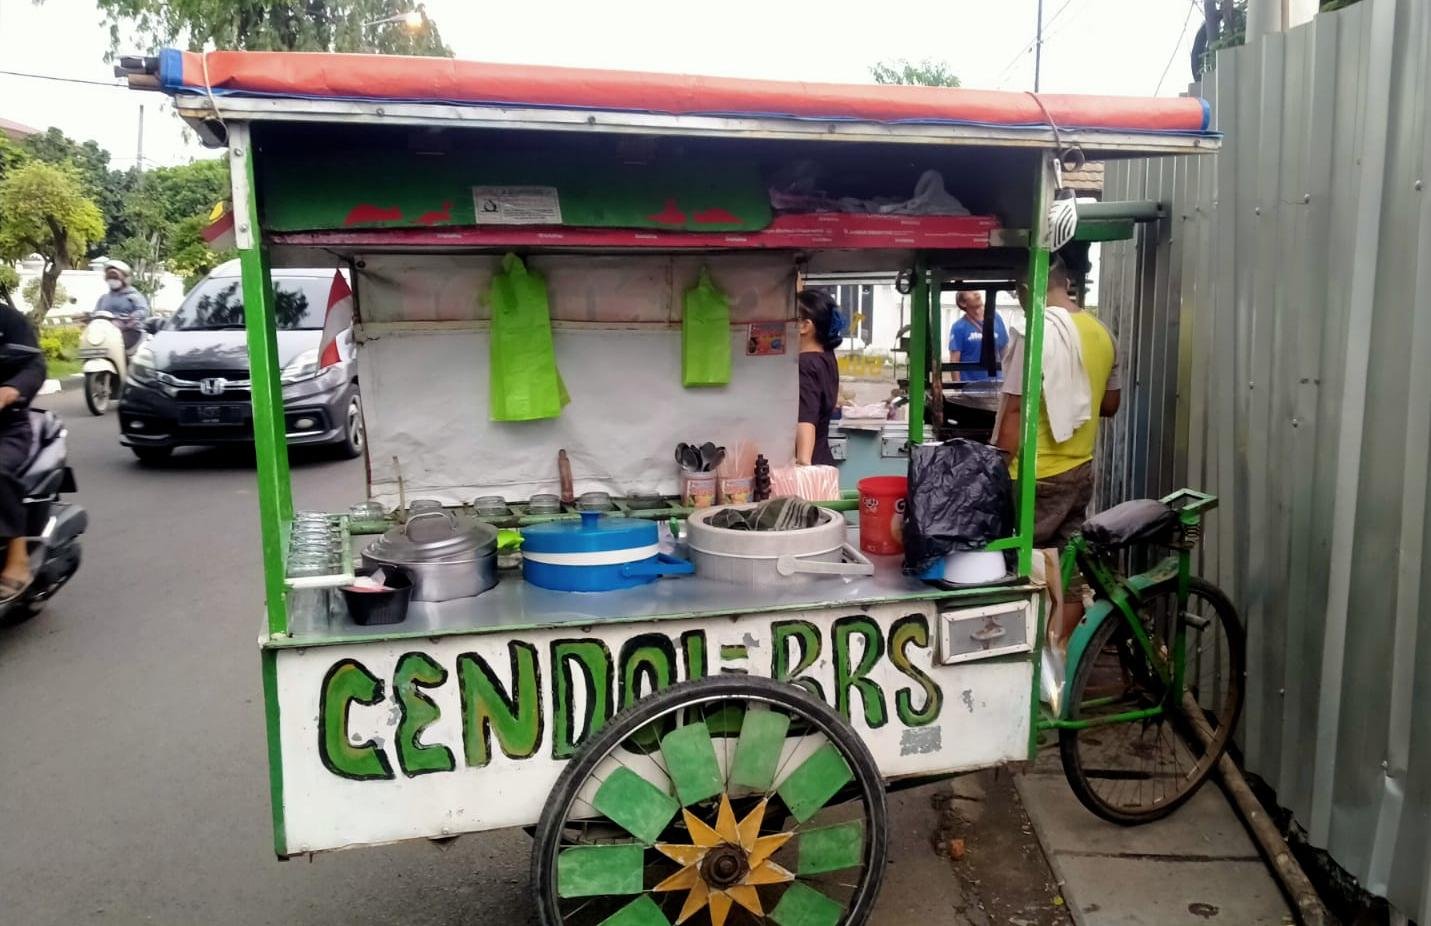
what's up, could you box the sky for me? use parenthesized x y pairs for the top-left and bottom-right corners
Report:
(0, 0), (1205, 169)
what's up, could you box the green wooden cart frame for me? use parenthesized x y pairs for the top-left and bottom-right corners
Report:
(125, 51), (1229, 925)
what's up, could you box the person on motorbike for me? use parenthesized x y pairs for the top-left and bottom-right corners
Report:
(0, 297), (46, 600)
(95, 259), (150, 354)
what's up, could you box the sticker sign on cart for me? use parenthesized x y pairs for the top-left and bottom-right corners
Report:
(471, 186), (563, 225)
(272, 600), (1034, 855)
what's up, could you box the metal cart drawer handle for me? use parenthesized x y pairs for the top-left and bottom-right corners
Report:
(775, 543), (876, 577)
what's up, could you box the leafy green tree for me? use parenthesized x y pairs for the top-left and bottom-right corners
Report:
(20, 128), (137, 257)
(115, 158), (231, 293)
(88, 0), (451, 56)
(0, 136), (30, 186)
(22, 279), (70, 313)
(0, 263), (17, 304)
(870, 59), (961, 88)
(0, 163), (105, 326)
(169, 214), (233, 288)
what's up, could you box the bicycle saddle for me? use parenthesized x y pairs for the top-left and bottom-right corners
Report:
(1081, 499), (1179, 549)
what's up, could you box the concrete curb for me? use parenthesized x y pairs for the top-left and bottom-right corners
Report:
(39, 374), (83, 396)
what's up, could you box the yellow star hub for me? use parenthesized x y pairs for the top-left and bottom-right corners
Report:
(653, 794), (794, 926)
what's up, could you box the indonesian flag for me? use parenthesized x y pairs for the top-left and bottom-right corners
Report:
(201, 201), (235, 250)
(319, 270), (353, 369)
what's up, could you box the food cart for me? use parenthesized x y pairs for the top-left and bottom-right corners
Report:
(126, 51), (1232, 925)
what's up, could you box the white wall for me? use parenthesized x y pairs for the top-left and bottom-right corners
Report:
(10, 258), (187, 323)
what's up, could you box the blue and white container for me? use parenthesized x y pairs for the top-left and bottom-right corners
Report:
(521, 511), (694, 592)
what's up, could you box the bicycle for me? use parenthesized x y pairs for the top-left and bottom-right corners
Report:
(1049, 488), (1246, 825)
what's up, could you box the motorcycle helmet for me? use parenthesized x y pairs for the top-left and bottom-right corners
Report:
(102, 259), (132, 279)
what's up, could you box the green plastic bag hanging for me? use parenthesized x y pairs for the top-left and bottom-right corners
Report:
(488, 254), (570, 421)
(682, 267), (732, 387)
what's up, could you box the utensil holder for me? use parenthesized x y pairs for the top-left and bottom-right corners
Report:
(681, 472), (717, 508)
(718, 476), (753, 505)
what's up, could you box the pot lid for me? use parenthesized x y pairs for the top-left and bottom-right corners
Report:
(366, 509), (498, 562)
(521, 511), (658, 555)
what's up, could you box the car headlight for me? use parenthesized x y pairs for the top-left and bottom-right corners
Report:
(281, 349), (320, 385)
(128, 347), (157, 384)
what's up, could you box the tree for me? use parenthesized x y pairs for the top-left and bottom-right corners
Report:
(870, 59), (961, 88)
(0, 263), (17, 304)
(21, 127), (137, 257)
(115, 158), (232, 293)
(22, 279), (70, 313)
(0, 135), (29, 186)
(169, 213), (233, 288)
(1197, 0), (1362, 77)
(0, 163), (105, 326)
(88, 0), (452, 56)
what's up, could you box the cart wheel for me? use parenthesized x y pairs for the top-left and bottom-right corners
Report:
(531, 675), (888, 926)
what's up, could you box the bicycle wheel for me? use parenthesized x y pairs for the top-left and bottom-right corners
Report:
(531, 675), (888, 926)
(1059, 577), (1244, 825)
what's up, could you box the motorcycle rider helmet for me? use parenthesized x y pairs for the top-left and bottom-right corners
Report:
(102, 259), (131, 291)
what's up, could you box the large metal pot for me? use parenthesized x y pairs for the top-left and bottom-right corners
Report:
(362, 509), (498, 601)
(685, 504), (874, 587)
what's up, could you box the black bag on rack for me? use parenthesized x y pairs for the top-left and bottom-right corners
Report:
(902, 439), (1015, 576)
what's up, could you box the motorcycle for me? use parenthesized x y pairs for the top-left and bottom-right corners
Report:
(0, 344), (86, 627)
(78, 310), (151, 416)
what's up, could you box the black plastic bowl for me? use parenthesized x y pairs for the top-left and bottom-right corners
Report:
(341, 567), (414, 626)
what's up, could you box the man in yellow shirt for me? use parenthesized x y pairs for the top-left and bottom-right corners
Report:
(994, 251), (1121, 639)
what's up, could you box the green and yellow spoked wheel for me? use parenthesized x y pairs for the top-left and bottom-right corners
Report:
(531, 676), (888, 926)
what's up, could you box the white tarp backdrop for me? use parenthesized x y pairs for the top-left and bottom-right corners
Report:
(353, 253), (799, 506)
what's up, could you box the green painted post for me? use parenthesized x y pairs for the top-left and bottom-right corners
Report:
(1016, 162), (1052, 579)
(260, 649), (288, 856)
(230, 124), (293, 637)
(907, 256), (928, 445)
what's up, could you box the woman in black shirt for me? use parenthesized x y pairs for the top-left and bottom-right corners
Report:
(795, 290), (844, 465)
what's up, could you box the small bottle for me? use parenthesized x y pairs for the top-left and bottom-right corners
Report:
(753, 454), (772, 502)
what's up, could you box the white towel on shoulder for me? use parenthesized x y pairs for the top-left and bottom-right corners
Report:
(1008, 306), (1091, 443)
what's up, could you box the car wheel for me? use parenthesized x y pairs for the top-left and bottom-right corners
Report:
(336, 391), (364, 459)
(131, 445), (174, 465)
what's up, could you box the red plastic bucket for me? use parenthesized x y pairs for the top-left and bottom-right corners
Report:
(858, 476), (908, 555)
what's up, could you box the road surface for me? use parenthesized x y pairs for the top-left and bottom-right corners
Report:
(0, 389), (1062, 925)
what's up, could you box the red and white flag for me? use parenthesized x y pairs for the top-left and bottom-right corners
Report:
(318, 269), (353, 369)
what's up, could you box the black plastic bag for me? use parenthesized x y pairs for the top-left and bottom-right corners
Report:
(902, 440), (1014, 575)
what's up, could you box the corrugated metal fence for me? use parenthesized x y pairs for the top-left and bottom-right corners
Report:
(1098, 0), (1431, 918)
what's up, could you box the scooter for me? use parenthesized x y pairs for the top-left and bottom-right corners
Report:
(78, 310), (148, 416)
(0, 345), (86, 627)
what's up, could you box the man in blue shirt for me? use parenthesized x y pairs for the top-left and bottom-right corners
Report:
(948, 290), (1008, 381)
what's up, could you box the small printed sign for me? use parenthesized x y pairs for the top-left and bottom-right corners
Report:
(471, 186), (563, 225)
(746, 321), (787, 356)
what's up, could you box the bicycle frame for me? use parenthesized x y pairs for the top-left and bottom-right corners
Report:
(1043, 489), (1218, 731)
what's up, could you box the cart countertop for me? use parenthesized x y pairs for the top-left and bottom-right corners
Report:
(264, 554), (1036, 649)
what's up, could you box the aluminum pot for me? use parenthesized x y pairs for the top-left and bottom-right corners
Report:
(362, 509), (498, 601)
(685, 505), (874, 587)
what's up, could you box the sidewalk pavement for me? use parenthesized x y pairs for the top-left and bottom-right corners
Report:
(1016, 749), (1294, 926)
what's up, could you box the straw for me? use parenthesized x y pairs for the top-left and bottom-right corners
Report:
(719, 439), (756, 479)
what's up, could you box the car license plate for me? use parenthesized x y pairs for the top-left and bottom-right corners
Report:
(180, 405), (246, 425)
